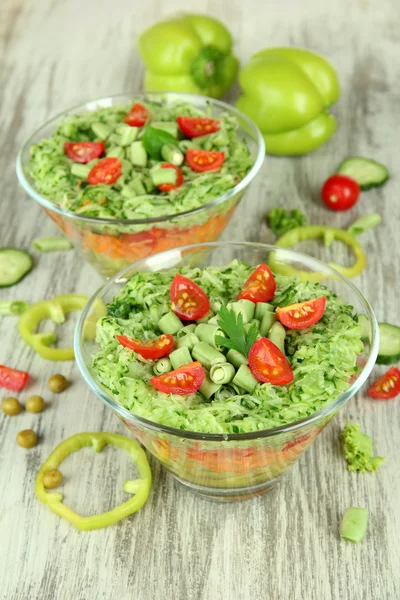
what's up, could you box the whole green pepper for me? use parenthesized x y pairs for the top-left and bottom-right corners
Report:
(138, 14), (239, 98)
(236, 47), (340, 155)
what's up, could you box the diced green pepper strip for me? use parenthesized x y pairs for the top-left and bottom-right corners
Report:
(36, 432), (152, 531)
(32, 237), (72, 252)
(270, 225), (367, 281)
(0, 300), (30, 315)
(18, 294), (88, 360)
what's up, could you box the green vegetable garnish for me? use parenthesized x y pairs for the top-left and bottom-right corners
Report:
(341, 507), (369, 543)
(267, 207), (307, 236)
(347, 213), (382, 237)
(0, 301), (29, 315)
(142, 126), (177, 160)
(32, 236), (72, 252)
(341, 422), (385, 473)
(216, 305), (258, 356)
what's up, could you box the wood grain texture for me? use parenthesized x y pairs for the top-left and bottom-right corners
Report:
(1, 1), (399, 599)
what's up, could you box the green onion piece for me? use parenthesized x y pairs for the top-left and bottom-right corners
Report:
(151, 167), (177, 187)
(70, 164), (91, 179)
(226, 348), (248, 368)
(230, 299), (255, 324)
(178, 139), (193, 152)
(199, 372), (221, 399)
(129, 141), (147, 167)
(32, 237), (72, 252)
(245, 320), (260, 333)
(195, 309), (214, 324)
(348, 213), (382, 237)
(169, 347), (192, 370)
(210, 362), (235, 385)
(232, 364), (258, 393)
(0, 300), (30, 315)
(268, 321), (286, 354)
(158, 311), (183, 335)
(254, 302), (275, 321)
(91, 122), (112, 140)
(206, 315), (220, 325)
(341, 507), (368, 543)
(161, 144), (184, 166)
(153, 357), (172, 375)
(176, 333), (200, 351)
(259, 310), (278, 336)
(192, 342), (226, 370)
(195, 323), (225, 349)
(176, 324), (196, 338)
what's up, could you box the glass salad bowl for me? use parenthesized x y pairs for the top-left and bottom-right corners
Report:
(74, 242), (378, 501)
(16, 93), (265, 279)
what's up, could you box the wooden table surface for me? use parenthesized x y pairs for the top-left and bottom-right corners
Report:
(1, 1), (399, 599)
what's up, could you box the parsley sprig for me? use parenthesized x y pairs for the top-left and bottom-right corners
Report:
(215, 305), (258, 356)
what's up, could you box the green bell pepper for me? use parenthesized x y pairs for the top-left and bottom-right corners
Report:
(138, 14), (239, 98)
(236, 47), (340, 155)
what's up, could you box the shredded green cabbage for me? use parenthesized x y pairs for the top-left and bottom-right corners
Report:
(28, 99), (253, 224)
(341, 422), (385, 472)
(92, 260), (364, 434)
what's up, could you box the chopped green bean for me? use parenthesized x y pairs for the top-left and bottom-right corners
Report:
(161, 144), (184, 166)
(70, 164), (91, 179)
(176, 324), (196, 338)
(259, 310), (278, 336)
(254, 302), (275, 321)
(153, 357), (171, 375)
(192, 342), (226, 370)
(232, 365), (258, 393)
(195, 324), (225, 349)
(32, 237), (72, 253)
(129, 141), (147, 167)
(176, 333), (200, 350)
(199, 372), (221, 399)
(106, 146), (124, 159)
(210, 362), (235, 385)
(151, 168), (177, 187)
(196, 310), (214, 324)
(169, 347), (192, 370)
(158, 311), (182, 335)
(226, 348), (248, 368)
(230, 299), (255, 323)
(91, 122), (112, 140)
(268, 321), (286, 354)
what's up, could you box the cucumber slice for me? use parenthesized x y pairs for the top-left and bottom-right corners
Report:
(337, 157), (389, 190)
(377, 322), (400, 365)
(0, 249), (33, 287)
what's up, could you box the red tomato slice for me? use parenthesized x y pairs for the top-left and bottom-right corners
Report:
(249, 338), (294, 385)
(116, 334), (174, 360)
(158, 163), (184, 192)
(87, 157), (122, 185)
(170, 274), (210, 321)
(64, 142), (104, 164)
(368, 367), (400, 400)
(248, 338), (294, 385)
(277, 297), (326, 330)
(0, 365), (29, 391)
(124, 103), (149, 127)
(238, 264), (276, 303)
(186, 149), (225, 172)
(321, 174), (360, 211)
(177, 116), (220, 138)
(150, 361), (205, 395)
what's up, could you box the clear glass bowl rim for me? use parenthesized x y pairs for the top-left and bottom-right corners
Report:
(15, 91), (265, 226)
(74, 241), (379, 442)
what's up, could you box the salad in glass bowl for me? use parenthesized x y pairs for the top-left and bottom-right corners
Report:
(75, 242), (378, 501)
(16, 93), (264, 278)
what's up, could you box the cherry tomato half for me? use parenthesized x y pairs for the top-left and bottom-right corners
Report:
(321, 174), (360, 211)
(150, 361), (205, 395)
(177, 116), (220, 138)
(158, 163), (184, 192)
(124, 103), (149, 127)
(248, 338), (294, 386)
(87, 157), (122, 185)
(186, 149), (225, 172)
(170, 274), (210, 321)
(277, 297), (326, 330)
(238, 264), (276, 303)
(116, 334), (174, 360)
(64, 142), (104, 164)
(368, 367), (400, 400)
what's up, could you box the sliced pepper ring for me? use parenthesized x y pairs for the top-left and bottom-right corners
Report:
(36, 432), (152, 531)
(269, 225), (366, 281)
(18, 294), (88, 360)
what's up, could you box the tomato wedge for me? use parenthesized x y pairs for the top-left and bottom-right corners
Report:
(177, 116), (220, 138)
(186, 149), (225, 172)
(0, 365), (29, 391)
(277, 297), (326, 330)
(87, 157), (122, 185)
(170, 274), (210, 321)
(158, 163), (184, 192)
(249, 338), (294, 386)
(64, 142), (104, 164)
(368, 367), (400, 400)
(150, 361), (205, 395)
(238, 264), (276, 303)
(124, 103), (149, 127)
(116, 334), (174, 360)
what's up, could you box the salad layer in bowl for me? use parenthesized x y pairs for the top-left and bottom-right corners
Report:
(17, 93), (264, 278)
(75, 242), (378, 500)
